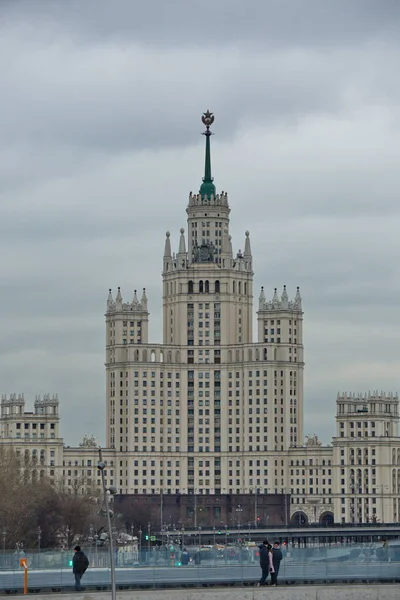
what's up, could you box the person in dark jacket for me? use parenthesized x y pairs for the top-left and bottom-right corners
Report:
(271, 541), (283, 586)
(72, 546), (89, 591)
(257, 540), (274, 586)
(181, 548), (190, 565)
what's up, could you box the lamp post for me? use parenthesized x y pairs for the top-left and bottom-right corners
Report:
(236, 505), (243, 542)
(37, 526), (41, 554)
(281, 488), (288, 527)
(65, 526), (70, 549)
(212, 526), (216, 547)
(98, 448), (117, 600)
(88, 525), (93, 562)
(94, 534), (99, 567)
(138, 528), (142, 563)
(254, 488), (258, 528)
(181, 527), (185, 548)
(2, 528), (6, 568)
(194, 491), (197, 529)
(160, 489), (163, 533)
(198, 526), (201, 549)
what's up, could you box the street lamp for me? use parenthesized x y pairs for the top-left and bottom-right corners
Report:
(37, 526), (41, 554)
(98, 449), (118, 600)
(94, 534), (99, 567)
(65, 526), (70, 549)
(198, 526), (202, 549)
(212, 526), (216, 547)
(236, 505), (243, 542)
(2, 528), (6, 568)
(194, 491), (198, 529)
(88, 525), (93, 562)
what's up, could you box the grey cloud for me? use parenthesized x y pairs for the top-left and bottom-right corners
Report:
(3, 0), (399, 49)
(0, 11), (398, 160)
(0, 0), (399, 445)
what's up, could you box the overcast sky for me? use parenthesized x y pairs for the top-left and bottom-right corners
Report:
(1, 0), (399, 446)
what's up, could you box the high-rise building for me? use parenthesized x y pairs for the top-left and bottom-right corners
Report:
(105, 111), (304, 496)
(1, 112), (399, 526)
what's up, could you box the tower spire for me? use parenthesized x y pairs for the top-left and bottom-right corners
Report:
(199, 110), (216, 198)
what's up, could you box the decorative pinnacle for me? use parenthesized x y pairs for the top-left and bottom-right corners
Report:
(200, 110), (216, 198)
(201, 109), (214, 136)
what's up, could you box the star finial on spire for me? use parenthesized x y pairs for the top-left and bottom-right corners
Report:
(201, 110), (215, 136)
(200, 110), (216, 198)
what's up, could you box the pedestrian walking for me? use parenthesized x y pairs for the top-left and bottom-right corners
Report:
(256, 540), (274, 586)
(72, 545), (89, 592)
(271, 541), (283, 586)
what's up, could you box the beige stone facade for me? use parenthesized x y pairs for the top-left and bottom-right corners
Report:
(1, 115), (399, 525)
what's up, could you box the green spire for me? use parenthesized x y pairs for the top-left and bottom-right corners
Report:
(199, 110), (216, 198)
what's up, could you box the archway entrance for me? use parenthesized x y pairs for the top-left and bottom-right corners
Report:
(290, 511), (309, 526)
(319, 511), (334, 526)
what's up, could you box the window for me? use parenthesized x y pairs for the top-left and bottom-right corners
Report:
(215, 280), (220, 293)
(188, 280), (194, 293)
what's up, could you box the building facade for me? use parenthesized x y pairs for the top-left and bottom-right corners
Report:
(105, 110), (304, 499)
(1, 112), (399, 526)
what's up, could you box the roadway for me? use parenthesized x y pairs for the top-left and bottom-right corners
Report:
(182, 524), (400, 541)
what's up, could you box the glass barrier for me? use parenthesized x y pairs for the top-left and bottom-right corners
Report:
(0, 540), (399, 593)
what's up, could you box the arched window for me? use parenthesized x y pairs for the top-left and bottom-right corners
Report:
(160, 350), (164, 363)
(238, 282), (241, 294)
(248, 349), (252, 361)
(135, 349), (139, 361)
(233, 281), (236, 293)
(142, 349), (147, 362)
(175, 351), (180, 363)
(188, 280), (194, 293)
(199, 280), (204, 293)
(244, 282), (247, 294)
(205, 280), (209, 293)
(255, 348), (260, 361)
(263, 348), (267, 361)
(215, 280), (220, 293)
(151, 350), (156, 362)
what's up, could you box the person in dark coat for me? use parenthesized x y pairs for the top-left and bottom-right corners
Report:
(181, 548), (190, 565)
(72, 546), (89, 591)
(257, 540), (274, 586)
(271, 541), (283, 586)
